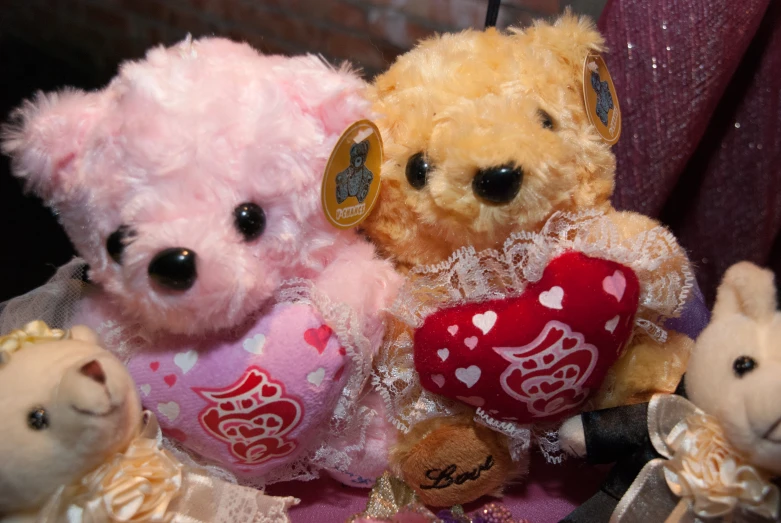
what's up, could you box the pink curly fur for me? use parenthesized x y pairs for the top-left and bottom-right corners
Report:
(2, 36), (401, 337)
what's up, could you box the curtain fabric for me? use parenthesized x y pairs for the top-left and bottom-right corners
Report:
(599, 0), (781, 305)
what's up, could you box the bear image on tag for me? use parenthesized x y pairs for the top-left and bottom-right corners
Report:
(336, 140), (373, 205)
(583, 52), (622, 145)
(322, 120), (383, 229)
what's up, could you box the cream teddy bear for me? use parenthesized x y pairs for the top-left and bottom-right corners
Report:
(0, 321), (296, 523)
(558, 262), (781, 522)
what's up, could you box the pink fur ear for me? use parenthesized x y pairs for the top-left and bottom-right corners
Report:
(284, 56), (372, 137)
(317, 66), (372, 136)
(1, 88), (102, 202)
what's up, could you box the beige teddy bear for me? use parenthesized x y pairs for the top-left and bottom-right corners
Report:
(362, 12), (695, 506)
(0, 321), (296, 523)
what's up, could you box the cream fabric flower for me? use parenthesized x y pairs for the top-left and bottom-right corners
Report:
(36, 412), (299, 523)
(0, 320), (68, 363)
(68, 428), (184, 522)
(663, 412), (779, 519)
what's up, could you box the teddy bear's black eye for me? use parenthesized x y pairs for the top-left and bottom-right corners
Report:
(406, 152), (431, 190)
(733, 355), (757, 377)
(28, 406), (49, 430)
(473, 164), (524, 204)
(234, 203), (266, 241)
(538, 110), (555, 130)
(106, 226), (135, 264)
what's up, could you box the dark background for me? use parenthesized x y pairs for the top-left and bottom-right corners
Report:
(0, 40), (108, 302)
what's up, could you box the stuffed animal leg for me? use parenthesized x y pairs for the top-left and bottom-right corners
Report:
(391, 416), (522, 507)
(558, 402), (661, 522)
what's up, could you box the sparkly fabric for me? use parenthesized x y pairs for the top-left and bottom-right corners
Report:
(469, 503), (529, 523)
(599, 0), (781, 304)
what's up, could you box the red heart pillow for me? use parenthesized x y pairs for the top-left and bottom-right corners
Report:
(413, 251), (640, 424)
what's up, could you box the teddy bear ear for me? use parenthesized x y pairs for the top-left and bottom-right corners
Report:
(68, 325), (101, 345)
(712, 262), (778, 323)
(287, 56), (372, 137)
(1, 88), (102, 202)
(518, 9), (606, 72)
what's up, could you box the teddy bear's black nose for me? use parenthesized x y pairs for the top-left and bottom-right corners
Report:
(472, 164), (524, 204)
(148, 248), (197, 291)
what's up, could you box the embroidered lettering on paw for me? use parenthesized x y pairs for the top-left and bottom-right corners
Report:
(420, 454), (495, 490)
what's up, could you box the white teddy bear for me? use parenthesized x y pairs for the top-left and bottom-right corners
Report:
(0, 321), (296, 523)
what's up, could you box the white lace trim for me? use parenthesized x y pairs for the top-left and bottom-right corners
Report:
(373, 210), (693, 464)
(211, 482), (298, 523)
(0, 265), (376, 488)
(252, 278), (376, 486)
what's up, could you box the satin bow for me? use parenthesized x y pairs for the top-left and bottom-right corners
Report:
(36, 411), (297, 522)
(611, 394), (779, 523)
(0, 320), (69, 364)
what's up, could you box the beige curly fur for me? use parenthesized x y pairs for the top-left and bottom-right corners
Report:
(364, 13), (616, 271)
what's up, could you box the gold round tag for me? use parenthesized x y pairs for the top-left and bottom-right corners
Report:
(583, 52), (621, 145)
(321, 120), (383, 229)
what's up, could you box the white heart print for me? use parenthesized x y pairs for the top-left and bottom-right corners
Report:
(603, 271), (627, 301)
(158, 401), (180, 422)
(308, 368), (326, 387)
(464, 336), (478, 350)
(437, 348), (450, 362)
(539, 286), (564, 310)
(431, 374), (446, 388)
(472, 311), (497, 335)
(455, 366), (481, 388)
(139, 384), (151, 397)
(243, 333), (266, 355)
(605, 315), (620, 333)
(447, 325), (459, 336)
(173, 350), (198, 375)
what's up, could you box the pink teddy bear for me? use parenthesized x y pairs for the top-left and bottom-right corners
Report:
(2, 37), (401, 486)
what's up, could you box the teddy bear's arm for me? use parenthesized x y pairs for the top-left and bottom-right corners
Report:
(590, 331), (693, 409)
(313, 240), (403, 347)
(560, 402), (667, 523)
(587, 211), (693, 410)
(561, 402), (651, 465)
